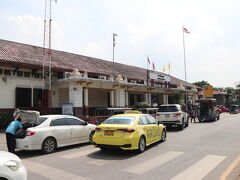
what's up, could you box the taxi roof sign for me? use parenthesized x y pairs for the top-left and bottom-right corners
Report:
(125, 110), (141, 114)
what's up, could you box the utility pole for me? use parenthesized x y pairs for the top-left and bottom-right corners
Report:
(42, 0), (57, 114)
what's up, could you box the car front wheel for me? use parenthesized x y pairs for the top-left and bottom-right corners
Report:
(42, 137), (56, 154)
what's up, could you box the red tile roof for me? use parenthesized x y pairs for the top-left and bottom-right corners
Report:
(0, 39), (195, 87)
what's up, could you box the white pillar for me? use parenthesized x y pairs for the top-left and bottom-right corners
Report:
(125, 91), (129, 107)
(110, 90), (114, 107)
(115, 88), (125, 107)
(69, 83), (83, 107)
(163, 94), (168, 104)
(84, 88), (88, 107)
(144, 93), (148, 103)
(148, 93), (152, 106)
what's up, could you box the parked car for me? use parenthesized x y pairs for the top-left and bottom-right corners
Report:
(16, 113), (96, 153)
(140, 108), (159, 117)
(0, 151), (27, 180)
(93, 111), (166, 153)
(156, 104), (188, 130)
(196, 98), (220, 122)
(217, 105), (229, 113)
(230, 105), (240, 114)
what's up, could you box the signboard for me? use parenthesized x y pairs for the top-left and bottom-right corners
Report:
(149, 72), (170, 82)
(203, 85), (213, 97)
(62, 103), (74, 115)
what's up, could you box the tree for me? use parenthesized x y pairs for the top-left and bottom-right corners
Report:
(192, 80), (210, 88)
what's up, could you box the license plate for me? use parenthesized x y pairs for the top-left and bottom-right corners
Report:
(165, 114), (170, 117)
(104, 130), (114, 136)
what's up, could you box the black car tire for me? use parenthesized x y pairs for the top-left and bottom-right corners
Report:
(179, 123), (184, 130)
(89, 131), (95, 144)
(138, 136), (146, 153)
(160, 129), (167, 142)
(42, 137), (56, 154)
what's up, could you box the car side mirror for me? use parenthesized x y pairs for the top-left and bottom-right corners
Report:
(84, 121), (88, 126)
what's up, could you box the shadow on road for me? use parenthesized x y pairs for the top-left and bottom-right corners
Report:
(87, 141), (165, 160)
(16, 142), (91, 159)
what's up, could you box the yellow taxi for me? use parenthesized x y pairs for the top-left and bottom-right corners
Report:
(92, 111), (166, 152)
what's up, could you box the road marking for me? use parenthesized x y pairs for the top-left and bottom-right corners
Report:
(125, 151), (184, 175)
(220, 156), (240, 180)
(171, 155), (226, 180)
(88, 159), (118, 166)
(60, 148), (98, 159)
(23, 160), (90, 180)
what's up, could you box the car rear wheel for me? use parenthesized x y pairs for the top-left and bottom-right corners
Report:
(179, 123), (184, 130)
(138, 136), (146, 153)
(185, 119), (189, 127)
(89, 131), (95, 144)
(160, 129), (166, 142)
(42, 137), (56, 154)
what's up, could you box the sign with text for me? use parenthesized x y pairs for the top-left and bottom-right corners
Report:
(149, 72), (170, 82)
(62, 103), (74, 115)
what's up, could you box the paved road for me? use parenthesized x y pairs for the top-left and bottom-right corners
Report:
(1, 113), (240, 180)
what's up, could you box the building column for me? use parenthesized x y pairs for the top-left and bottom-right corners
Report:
(148, 93), (152, 106)
(125, 91), (129, 107)
(110, 90), (114, 107)
(84, 88), (89, 107)
(115, 88), (125, 107)
(144, 93), (148, 104)
(69, 83), (83, 118)
(83, 88), (89, 118)
(163, 94), (169, 104)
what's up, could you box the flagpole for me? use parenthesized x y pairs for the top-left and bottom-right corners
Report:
(147, 57), (149, 86)
(182, 26), (188, 111)
(113, 33), (115, 63)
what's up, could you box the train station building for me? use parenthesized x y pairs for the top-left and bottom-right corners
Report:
(0, 39), (199, 121)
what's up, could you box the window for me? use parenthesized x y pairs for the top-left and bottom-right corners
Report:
(15, 87), (32, 108)
(33, 73), (40, 78)
(140, 116), (149, 125)
(102, 116), (135, 125)
(67, 118), (85, 125)
(33, 89), (42, 107)
(17, 71), (23, 77)
(24, 72), (31, 77)
(50, 118), (68, 126)
(36, 117), (48, 126)
(158, 106), (179, 112)
(4, 69), (11, 75)
(0, 69), (2, 74)
(146, 115), (156, 124)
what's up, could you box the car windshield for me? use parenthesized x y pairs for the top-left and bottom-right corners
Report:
(102, 116), (135, 125)
(159, 106), (178, 112)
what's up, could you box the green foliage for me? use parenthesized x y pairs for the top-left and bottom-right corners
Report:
(0, 112), (12, 130)
(192, 80), (210, 87)
(131, 102), (150, 110)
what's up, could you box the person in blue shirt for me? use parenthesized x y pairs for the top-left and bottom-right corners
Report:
(5, 117), (23, 154)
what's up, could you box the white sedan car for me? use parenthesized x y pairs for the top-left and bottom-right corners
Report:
(16, 115), (96, 153)
(0, 151), (27, 180)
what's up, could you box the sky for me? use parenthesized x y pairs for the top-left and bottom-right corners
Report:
(0, 0), (239, 88)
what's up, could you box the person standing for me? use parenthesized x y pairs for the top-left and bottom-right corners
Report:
(5, 117), (23, 154)
(191, 108), (197, 123)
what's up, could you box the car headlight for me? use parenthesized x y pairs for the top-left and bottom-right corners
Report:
(4, 160), (21, 171)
